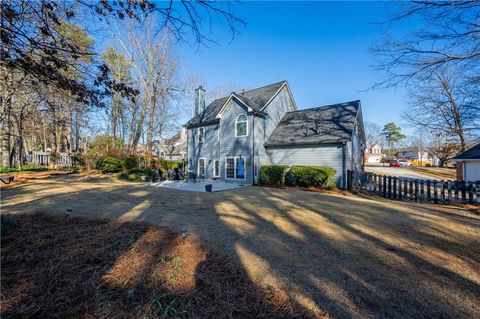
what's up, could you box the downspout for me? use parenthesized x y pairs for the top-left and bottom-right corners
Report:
(252, 113), (255, 185)
(342, 142), (347, 189)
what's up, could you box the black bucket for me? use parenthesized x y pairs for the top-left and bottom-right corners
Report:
(205, 184), (213, 192)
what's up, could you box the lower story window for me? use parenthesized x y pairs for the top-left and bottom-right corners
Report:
(213, 160), (220, 177)
(226, 158), (235, 179)
(198, 158), (206, 176)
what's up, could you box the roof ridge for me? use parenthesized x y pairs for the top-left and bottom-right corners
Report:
(238, 80), (286, 95)
(286, 100), (360, 114)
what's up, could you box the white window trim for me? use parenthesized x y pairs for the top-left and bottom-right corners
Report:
(225, 156), (246, 180)
(198, 158), (206, 176)
(198, 127), (204, 143)
(235, 114), (248, 137)
(213, 159), (220, 177)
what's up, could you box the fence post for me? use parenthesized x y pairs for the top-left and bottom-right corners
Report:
(383, 175), (387, 198)
(468, 182), (474, 204)
(461, 181), (467, 204)
(447, 181), (451, 205)
(420, 180), (424, 202)
(387, 176), (391, 199)
(408, 180), (413, 201)
(433, 180), (438, 204)
(378, 175), (383, 197)
(414, 180), (419, 202)
(454, 181), (459, 203)
(347, 170), (352, 190)
(476, 182), (480, 204)
(398, 179), (403, 200)
(373, 174), (377, 193)
(393, 177), (397, 200)
(427, 180), (431, 202)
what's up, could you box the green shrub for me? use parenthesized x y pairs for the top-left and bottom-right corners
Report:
(285, 165), (336, 188)
(259, 165), (289, 185)
(118, 168), (153, 182)
(1, 215), (17, 237)
(94, 156), (123, 173)
(123, 155), (139, 170)
(0, 164), (46, 173)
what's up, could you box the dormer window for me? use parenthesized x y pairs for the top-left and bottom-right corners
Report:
(235, 114), (248, 137)
(198, 127), (204, 142)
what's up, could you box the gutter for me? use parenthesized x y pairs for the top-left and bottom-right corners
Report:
(252, 114), (255, 185)
(342, 142), (347, 189)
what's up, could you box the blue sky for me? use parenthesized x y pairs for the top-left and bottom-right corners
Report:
(176, 1), (413, 131)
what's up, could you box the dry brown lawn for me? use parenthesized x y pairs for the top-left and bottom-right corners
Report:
(406, 166), (457, 180)
(2, 174), (480, 318)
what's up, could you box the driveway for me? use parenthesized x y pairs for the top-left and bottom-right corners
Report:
(2, 174), (479, 318)
(365, 165), (442, 180)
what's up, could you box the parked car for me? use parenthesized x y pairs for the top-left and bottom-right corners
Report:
(389, 160), (400, 167)
(398, 160), (413, 167)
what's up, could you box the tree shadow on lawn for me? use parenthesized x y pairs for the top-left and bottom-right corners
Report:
(1, 213), (309, 318)
(2, 175), (480, 318)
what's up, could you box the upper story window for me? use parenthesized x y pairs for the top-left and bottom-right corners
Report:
(198, 127), (204, 142)
(235, 114), (248, 137)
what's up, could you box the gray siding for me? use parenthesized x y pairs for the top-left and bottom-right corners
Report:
(263, 144), (345, 187)
(187, 124), (219, 178)
(219, 99), (254, 183)
(255, 87), (296, 182)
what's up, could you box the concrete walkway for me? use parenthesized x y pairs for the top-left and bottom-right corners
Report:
(150, 180), (248, 192)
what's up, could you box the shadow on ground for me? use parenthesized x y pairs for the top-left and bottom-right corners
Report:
(2, 174), (480, 318)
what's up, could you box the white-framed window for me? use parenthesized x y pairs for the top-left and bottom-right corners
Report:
(213, 160), (220, 177)
(198, 158), (206, 176)
(198, 127), (204, 142)
(225, 156), (246, 180)
(235, 114), (248, 137)
(226, 158), (235, 179)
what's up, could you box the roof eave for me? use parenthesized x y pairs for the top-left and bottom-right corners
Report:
(185, 119), (220, 129)
(264, 140), (347, 148)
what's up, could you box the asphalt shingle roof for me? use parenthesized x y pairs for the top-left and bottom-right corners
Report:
(185, 81), (286, 128)
(265, 100), (361, 147)
(453, 143), (480, 160)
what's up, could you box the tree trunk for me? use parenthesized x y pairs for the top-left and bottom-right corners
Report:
(437, 74), (466, 151)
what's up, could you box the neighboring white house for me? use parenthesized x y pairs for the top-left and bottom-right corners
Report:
(452, 143), (480, 182)
(395, 147), (429, 162)
(365, 144), (382, 163)
(153, 128), (187, 161)
(395, 147), (439, 165)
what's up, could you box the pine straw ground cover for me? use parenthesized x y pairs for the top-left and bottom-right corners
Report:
(0, 213), (311, 318)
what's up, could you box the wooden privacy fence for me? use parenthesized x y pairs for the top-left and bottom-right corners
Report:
(347, 170), (480, 205)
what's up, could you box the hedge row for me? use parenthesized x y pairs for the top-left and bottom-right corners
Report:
(259, 165), (289, 185)
(260, 165), (336, 189)
(118, 168), (153, 182)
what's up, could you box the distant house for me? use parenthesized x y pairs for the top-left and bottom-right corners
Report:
(452, 143), (480, 182)
(185, 81), (365, 188)
(154, 128), (187, 161)
(394, 147), (439, 165)
(395, 147), (429, 162)
(365, 144), (382, 163)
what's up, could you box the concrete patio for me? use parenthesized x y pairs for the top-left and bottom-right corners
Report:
(150, 180), (248, 192)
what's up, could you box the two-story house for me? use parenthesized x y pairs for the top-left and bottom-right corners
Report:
(185, 81), (365, 188)
(365, 143), (383, 163)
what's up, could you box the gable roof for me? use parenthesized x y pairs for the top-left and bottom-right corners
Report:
(265, 100), (362, 147)
(185, 81), (287, 128)
(453, 143), (480, 160)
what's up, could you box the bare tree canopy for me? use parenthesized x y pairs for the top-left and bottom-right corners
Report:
(372, 0), (480, 87)
(1, 0), (245, 106)
(403, 69), (480, 151)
